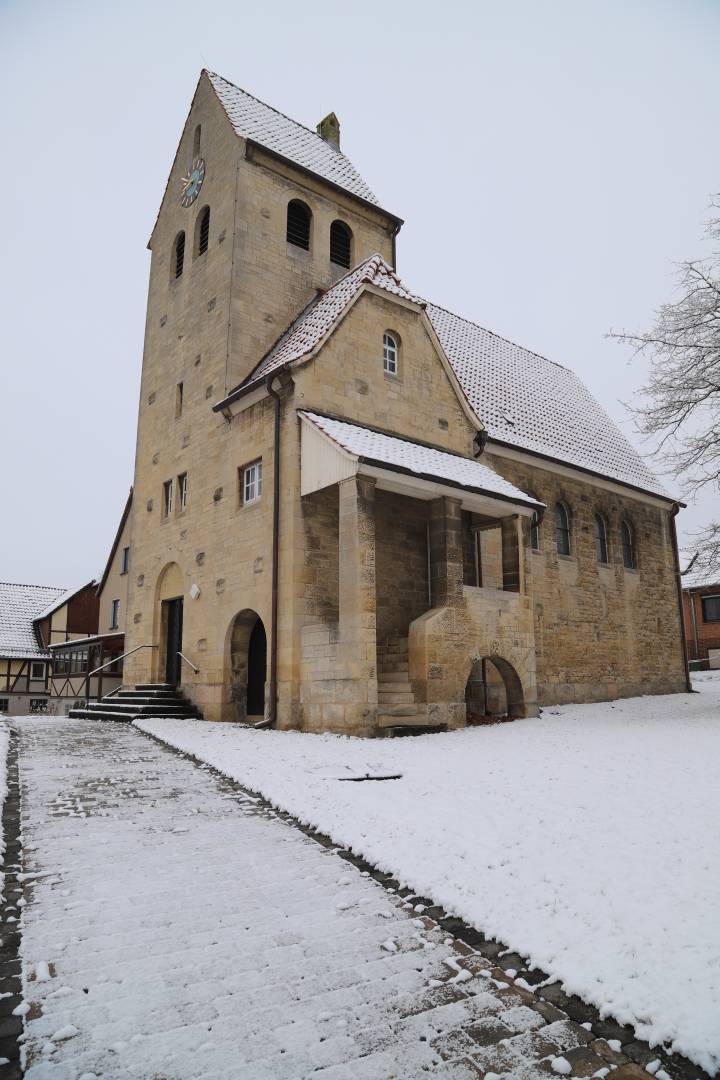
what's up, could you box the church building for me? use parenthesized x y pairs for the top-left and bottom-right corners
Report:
(97, 70), (687, 734)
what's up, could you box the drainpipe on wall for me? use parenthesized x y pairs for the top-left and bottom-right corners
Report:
(254, 368), (285, 729)
(670, 503), (693, 693)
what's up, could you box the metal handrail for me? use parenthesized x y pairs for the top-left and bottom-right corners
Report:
(102, 684), (122, 701)
(87, 643), (157, 678)
(178, 651), (200, 675)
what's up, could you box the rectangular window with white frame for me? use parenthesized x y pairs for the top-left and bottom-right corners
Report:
(110, 599), (120, 630)
(178, 472), (188, 512)
(241, 460), (263, 505)
(162, 479), (173, 519)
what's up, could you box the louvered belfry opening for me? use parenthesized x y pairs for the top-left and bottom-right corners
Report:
(330, 220), (352, 268)
(286, 200), (311, 250)
(198, 207), (210, 256)
(174, 232), (185, 278)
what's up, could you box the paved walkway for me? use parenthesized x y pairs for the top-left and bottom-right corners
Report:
(15, 719), (603, 1079)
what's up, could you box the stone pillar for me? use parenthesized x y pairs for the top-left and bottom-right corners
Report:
(501, 515), (521, 592)
(336, 475), (377, 732)
(429, 497), (464, 607)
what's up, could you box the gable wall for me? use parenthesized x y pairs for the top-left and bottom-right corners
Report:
(98, 510), (133, 634)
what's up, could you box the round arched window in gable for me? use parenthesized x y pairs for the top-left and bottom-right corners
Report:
(330, 220), (352, 268)
(383, 331), (399, 375)
(621, 519), (636, 569)
(555, 502), (571, 556)
(286, 200), (311, 250)
(594, 513), (609, 563)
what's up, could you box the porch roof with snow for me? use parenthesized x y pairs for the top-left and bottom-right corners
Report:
(299, 411), (543, 518)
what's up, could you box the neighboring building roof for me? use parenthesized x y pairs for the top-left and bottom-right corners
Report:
(300, 411), (543, 510)
(228, 251), (669, 502)
(0, 582), (67, 660)
(206, 71), (383, 209)
(679, 553), (719, 591)
(97, 488), (133, 596)
(32, 581), (96, 625)
(425, 303), (670, 500)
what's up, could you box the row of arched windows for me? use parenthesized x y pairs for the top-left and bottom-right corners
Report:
(172, 206), (210, 280)
(286, 200), (353, 268)
(534, 503), (637, 569)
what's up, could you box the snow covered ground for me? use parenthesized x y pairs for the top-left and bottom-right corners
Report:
(0, 724), (9, 899)
(139, 672), (720, 1075)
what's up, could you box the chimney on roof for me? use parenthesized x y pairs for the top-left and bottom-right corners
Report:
(316, 112), (340, 149)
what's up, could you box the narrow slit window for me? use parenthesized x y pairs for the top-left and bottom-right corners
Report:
(178, 472), (188, 512)
(163, 479), (173, 518)
(174, 231), (185, 278)
(286, 200), (311, 249)
(110, 599), (120, 630)
(176, 381), (184, 418)
(530, 514), (540, 551)
(621, 520), (635, 569)
(121, 546), (130, 574)
(197, 207), (210, 256)
(330, 220), (352, 268)
(594, 513), (608, 563)
(555, 502), (571, 556)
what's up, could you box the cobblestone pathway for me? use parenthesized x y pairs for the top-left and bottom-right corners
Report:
(14, 719), (639, 1079)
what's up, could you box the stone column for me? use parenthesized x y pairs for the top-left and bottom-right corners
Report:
(501, 515), (521, 593)
(429, 497), (464, 607)
(336, 475), (377, 732)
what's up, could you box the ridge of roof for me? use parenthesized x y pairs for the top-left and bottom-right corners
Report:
(205, 71), (384, 209)
(0, 581), (66, 592)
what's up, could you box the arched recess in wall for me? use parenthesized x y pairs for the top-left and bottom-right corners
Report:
(226, 609), (267, 722)
(465, 655), (525, 723)
(154, 562), (185, 683)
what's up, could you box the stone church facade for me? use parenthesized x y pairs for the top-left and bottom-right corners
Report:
(120, 70), (688, 734)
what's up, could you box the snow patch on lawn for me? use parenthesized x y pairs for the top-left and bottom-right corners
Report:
(137, 673), (720, 1074)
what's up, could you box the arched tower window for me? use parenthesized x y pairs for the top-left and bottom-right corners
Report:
(621, 520), (636, 569)
(286, 200), (311, 250)
(196, 206), (210, 257)
(193, 124), (201, 157)
(330, 220), (352, 268)
(594, 513), (609, 563)
(383, 331), (399, 375)
(555, 502), (571, 556)
(173, 231), (185, 279)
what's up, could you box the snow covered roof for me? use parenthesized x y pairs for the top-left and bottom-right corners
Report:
(679, 554), (719, 590)
(425, 303), (670, 500)
(206, 72), (383, 208)
(300, 411), (543, 510)
(221, 248), (668, 501)
(244, 255), (420, 386)
(0, 582), (67, 659)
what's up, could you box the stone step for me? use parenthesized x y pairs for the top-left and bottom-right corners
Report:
(134, 683), (175, 689)
(376, 711), (427, 728)
(377, 661), (409, 673)
(69, 709), (137, 723)
(376, 703), (421, 717)
(92, 701), (198, 714)
(116, 691), (182, 701)
(377, 672), (410, 685)
(377, 691), (416, 705)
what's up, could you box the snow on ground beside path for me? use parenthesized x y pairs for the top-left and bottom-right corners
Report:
(0, 724), (9, 898)
(139, 672), (720, 1075)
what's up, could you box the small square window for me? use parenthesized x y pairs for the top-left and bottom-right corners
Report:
(30, 661), (46, 680)
(241, 461), (263, 505)
(121, 546), (130, 574)
(162, 479), (173, 518)
(110, 599), (120, 630)
(178, 472), (188, 512)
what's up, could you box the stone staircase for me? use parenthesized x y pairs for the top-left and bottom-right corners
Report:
(376, 637), (441, 735)
(69, 684), (201, 724)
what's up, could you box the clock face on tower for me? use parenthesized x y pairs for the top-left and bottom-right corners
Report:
(180, 158), (206, 207)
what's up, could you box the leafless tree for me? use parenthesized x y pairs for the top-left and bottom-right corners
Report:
(610, 197), (720, 579)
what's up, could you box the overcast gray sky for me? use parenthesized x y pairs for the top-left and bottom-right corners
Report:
(1, 0), (718, 587)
